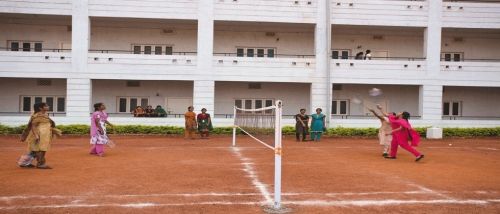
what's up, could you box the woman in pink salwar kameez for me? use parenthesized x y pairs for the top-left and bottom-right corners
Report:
(385, 111), (424, 162)
(90, 103), (114, 157)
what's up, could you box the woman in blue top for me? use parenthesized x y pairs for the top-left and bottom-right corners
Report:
(310, 108), (326, 142)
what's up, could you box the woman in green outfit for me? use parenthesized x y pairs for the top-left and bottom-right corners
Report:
(310, 108), (326, 142)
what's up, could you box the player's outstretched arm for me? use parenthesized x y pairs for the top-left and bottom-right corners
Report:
(377, 104), (389, 117)
(369, 108), (384, 121)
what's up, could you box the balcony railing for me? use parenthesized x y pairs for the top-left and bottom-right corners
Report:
(332, 115), (422, 119)
(442, 1), (500, 28)
(89, 49), (196, 55)
(0, 47), (71, 52)
(442, 116), (500, 120)
(214, 53), (315, 58)
(333, 56), (426, 61)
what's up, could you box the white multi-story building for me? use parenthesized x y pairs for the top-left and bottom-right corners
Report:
(0, 0), (499, 128)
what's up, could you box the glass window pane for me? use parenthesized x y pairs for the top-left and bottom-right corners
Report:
(144, 46), (151, 54)
(119, 98), (127, 112)
(155, 46), (162, 55)
(23, 43), (31, 52)
(34, 97), (43, 104)
(443, 102), (450, 115)
(444, 54), (451, 61)
(236, 48), (244, 57)
(235, 99), (242, 113)
(46, 97), (54, 112)
(22, 97), (31, 112)
(332, 51), (339, 59)
(267, 49), (274, 58)
(453, 54), (461, 62)
(244, 100), (252, 109)
(257, 49), (264, 57)
(265, 100), (273, 114)
(11, 42), (19, 51)
(246, 49), (254, 57)
(130, 98), (138, 112)
(57, 97), (65, 112)
(141, 98), (148, 107)
(165, 46), (173, 55)
(332, 101), (337, 114)
(340, 101), (347, 115)
(341, 51), (349, 59)
(133, 46), (141, 54)
(452, 102), (460, 116)
(255, 100), (263, 113)
(34, 43), (42, 52)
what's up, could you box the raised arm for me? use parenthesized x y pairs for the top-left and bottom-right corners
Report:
(377, 104), (390, 117)
(369, 108), (384, 121)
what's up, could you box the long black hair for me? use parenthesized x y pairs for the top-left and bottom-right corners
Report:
(94, 103), (103, 111)
(33, 102), (47, 113)
(402, 111), (410, 120)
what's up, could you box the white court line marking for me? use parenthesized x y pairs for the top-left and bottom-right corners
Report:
(478, 147), (499, 151)
(231, 147), (273, 204)
(406, 183), (455, 200)
(1, 199), (499, 210)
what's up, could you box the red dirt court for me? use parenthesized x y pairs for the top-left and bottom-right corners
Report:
(0, 135), (499, 214)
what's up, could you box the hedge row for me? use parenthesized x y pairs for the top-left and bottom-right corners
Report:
(1, 124), (499, 137)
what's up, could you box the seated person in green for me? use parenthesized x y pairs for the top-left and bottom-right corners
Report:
(154, 105), (167, 117)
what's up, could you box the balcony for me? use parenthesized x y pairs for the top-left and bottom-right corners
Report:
(331, 0), (428, 27)
(87, 51), (197, 80)
(213, 54), (315, 82)
(0, 48), (71, 78)
(331, 58), (426, 84)
(88, 0), (198, 20)
(214, 0), (317, 24)
(442, 1), (500, 29)
(0, 0), (71, 16)
(440, 60), (500, 85)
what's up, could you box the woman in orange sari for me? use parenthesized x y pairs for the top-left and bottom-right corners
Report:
(19, 102), (62, 169)
(184, 106), (197, 139)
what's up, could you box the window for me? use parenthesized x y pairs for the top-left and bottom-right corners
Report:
(441, 52), (463, 62)
(20, 96), (65, 112)
(443, 101), (461, 116)
(34, 43), (42, 52)
(332, 100), (348, 115)
(234, 99), (274, 114)
(132, 45), (173, 55)
(144, 46), (152, 55)
(332, 49), (350, 59)
(155, 46), (162, 55)
(236, 47), (277, 58)
(126, 80), (140, 87)
(8, 41), (42, 52)
(117, 97), (149, 113)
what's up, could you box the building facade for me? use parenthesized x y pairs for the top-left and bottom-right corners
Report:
(0, 0), (499, 127)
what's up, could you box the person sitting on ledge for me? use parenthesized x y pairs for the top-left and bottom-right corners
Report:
(154, 105), (167, 117)
(145, 105), (155, 117)
(132, 106), (145, 117)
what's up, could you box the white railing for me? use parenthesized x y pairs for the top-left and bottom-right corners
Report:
(0, 51), (71, 77)
(0, 0), (71, 15)
(331, 0), (428, 27)
(441, 61), (500, 73)
(88, 0), (198, 20)
(215, 0), (317, 23)
(442, 1), (500, 29)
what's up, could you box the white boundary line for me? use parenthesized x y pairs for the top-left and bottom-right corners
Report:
(230, 147), (273, 204)
(1, 199), (499, 210)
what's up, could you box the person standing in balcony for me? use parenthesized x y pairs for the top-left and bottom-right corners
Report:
(310, 108), (326, 142)
(197, 108), (213, 139)
(20, 102), (62, 169)
(364, 50), (372, 60)
(184, 106), (197, 140)
(295, 108), (309, 142)
(90, 103), (114, 157)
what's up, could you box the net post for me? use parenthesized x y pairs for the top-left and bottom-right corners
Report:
(232, 106), (237, 147)
(274, 100), (283, 209)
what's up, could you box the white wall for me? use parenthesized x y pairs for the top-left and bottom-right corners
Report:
(332, 84), (420, 116)
(442, 29), (500, 60)
(443, 86), (500, 117)
(0, 14), (71, 49)
(214, 82), (310, 116)
(0, 78), (66, 112)
(332, 26), (424, 58)
(92, 80), (193, 114)
(214, 22), (315, 55)
(90, 18), (197, 53)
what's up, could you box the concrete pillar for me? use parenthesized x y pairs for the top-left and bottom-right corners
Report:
(419, 85), (443, 121)
(312, 0), (332, 126)
(193, 0), (215, 113)
(424, 0), (442, 77)
(67, 0), (91, 118)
